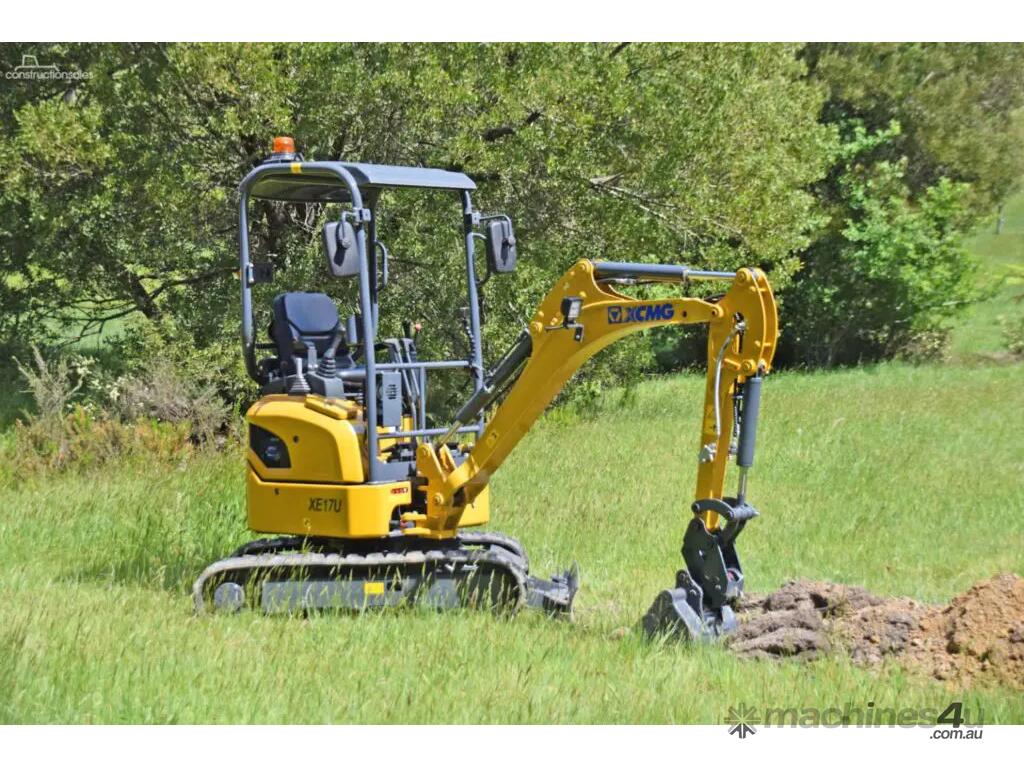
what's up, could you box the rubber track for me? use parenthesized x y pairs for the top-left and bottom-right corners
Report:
(192, 545), (528, 614)
(229, 531), (529, 564)
(456, 530), (529, 569)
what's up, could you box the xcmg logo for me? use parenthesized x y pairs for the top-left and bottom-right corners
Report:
(607, 303), (675, 324)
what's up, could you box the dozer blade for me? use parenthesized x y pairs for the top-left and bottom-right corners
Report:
(460, 531), (578, 617)
(525, 563), (579, 617)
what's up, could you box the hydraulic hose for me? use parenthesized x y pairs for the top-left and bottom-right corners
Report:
(436, 331), (533, 446)
(711, 320), (745, 443)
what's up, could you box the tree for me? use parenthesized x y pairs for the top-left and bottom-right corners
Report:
(781, 122), (976, 366)
(777, 43), (1024, 366)
(0, 43), (832, 405)
(805, 43), (1024, 214)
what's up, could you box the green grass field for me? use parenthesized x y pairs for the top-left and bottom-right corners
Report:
(1, 194), (1023, 724)
(1, 363), (1022, 723)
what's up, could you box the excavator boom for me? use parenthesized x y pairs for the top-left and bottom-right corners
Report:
(416, 259), (777, 531)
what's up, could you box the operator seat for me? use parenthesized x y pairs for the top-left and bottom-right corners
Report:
(269, 292), (350, 395)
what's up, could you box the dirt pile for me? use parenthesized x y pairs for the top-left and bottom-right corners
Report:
(905, 573), (1024, 688)
(728, 573), (1024, 690)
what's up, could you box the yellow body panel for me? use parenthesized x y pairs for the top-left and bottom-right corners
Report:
(247, 395), (366, 483)
(247, 468), (411, 538)
(455, 485), (489, 527)
(246, 395), (486, 538)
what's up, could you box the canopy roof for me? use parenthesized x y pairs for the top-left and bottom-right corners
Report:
(249, 161), (476, 203)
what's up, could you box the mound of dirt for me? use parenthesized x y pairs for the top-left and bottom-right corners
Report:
(905, 573), (1024, 689)
(728, 573), (1024, 691)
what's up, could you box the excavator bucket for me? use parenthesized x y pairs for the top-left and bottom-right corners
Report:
(641, 572), (739, 641)
(641, 497), (756, 641)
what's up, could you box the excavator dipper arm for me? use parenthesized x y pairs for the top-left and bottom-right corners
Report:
(413, 258), (778, 639)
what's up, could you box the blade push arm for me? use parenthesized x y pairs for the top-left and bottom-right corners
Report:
(412, 258), (777, 539)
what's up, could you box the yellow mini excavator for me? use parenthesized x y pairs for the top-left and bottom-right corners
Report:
(193, 137), (779, 640)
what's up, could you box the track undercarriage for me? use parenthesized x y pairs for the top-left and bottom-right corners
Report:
(193, 532), (579, 617)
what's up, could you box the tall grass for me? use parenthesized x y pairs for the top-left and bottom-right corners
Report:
(1, 362), (1021, 723)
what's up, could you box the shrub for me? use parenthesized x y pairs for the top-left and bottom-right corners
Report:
(14, 347), (83, 425)
(109, 359), (230, 444)
(778, 122), (978, 366)
(12, 405), (194, 474)
(1002, 312), (1024, 358)
(11, 347), (85, 468)
(5, 347), (234, 476)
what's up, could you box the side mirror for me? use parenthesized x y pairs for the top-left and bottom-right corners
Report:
(322, 220), (360, 278)
(485, 218), (517, 274)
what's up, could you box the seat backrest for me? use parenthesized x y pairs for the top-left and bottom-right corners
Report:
(271, 292), (340, 363)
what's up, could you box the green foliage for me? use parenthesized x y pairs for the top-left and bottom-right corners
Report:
(1002, 311), (1024, 357)
(2, 42), (1024, 393)
(805, 43), (1024, 215)
(4, 345), (231, 477)
(774, 43), (1024, 366)
(10, 404), (195, 476)
(780, 121), (979, 366)
(0, 42), (830, 406)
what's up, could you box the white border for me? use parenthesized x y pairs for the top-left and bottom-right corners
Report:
(1, 724), (1020, 766)
(1, 11), (1020, 763)
(2, 1), (1021, 43)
